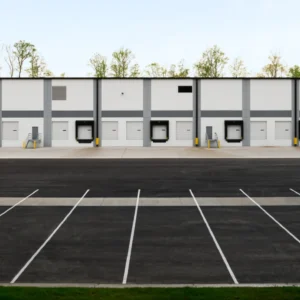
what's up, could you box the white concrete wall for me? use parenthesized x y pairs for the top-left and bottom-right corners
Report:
(250, 80), (292, 110)
(250, 117), (292, 146)
(201, 117), (243, 147)
(52, 117), (94, 147)
(52, 80), (93, 110)
(151, 117), (193, 147)
(101, 118), (143, 147)
(250, 80), (292, 146)
(2, 80), (43, 110)
(1, 118), (44, 147)
(201, 80), (242, 110)
(102, 80), (143, 110)
(151, 80), (193, 110)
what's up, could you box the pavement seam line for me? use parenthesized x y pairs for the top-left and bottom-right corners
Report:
(122, 189), (140, 284)
(10, 189), (90, 284)
(0, 189), (39, 218)
(240, 189), (300, 244)
(189, 189), (239, 285)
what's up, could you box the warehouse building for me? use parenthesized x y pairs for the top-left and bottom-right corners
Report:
(0, 78), (299, 148)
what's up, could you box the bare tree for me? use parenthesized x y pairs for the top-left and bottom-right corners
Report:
(5, 45), (16, 77)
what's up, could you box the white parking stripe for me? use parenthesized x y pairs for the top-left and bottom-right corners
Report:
(0, 190), (39, 218)
(290, 188), (300, 196)
(11, 189), (90, 284)
(122, 189), (140, 284)
(189, 189), (239, 285)
(240, 189), (300, 244)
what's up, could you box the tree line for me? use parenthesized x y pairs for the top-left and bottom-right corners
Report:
(1, 40), (300, 78)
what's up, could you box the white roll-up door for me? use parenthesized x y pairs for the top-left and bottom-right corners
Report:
(275, 121), (291, 140)
(227, 125), (242, 140)
(152, 125), (167, 140)
(78, 125), (92, 140)
(2, 121), (19, 140)
(176, 121), (192, 140)
(251, 121), (267, 140)
(126, 121), (143, 140)
(52, 121), (68, 140)
(102, 121), (118, 140)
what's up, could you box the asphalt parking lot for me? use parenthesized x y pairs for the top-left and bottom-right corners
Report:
(0, 159), (300, 197)
(0, 190), (300, 284)
(0, 159), (300, 285)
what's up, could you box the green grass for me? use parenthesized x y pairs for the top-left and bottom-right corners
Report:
(0, 287), (300, 300)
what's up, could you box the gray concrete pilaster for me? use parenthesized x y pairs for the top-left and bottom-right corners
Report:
(143, 79), (151, 147)
(43, 79), (52, 147)
(242, 79), (250, 146)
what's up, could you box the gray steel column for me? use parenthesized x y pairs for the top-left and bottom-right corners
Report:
(98, 79), (102, 146)
(43, 79), (52, 147)
(143, 79), (151, 147)
(197, 80), (201, 147)
(0, 79), (2, 147)
(242, 79), (250, 146)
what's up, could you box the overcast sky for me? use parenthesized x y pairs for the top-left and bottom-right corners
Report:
(0, 0), (299, 76)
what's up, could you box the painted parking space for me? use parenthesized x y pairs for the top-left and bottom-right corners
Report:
(261, 206), (300, 239)
(127, 206), (232, 284)
(0, 206), (70, 283)
(201, 206), (300, 283)
(19, 207), (134, 283)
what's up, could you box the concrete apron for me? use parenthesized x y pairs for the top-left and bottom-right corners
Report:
(0, 146), (300, 159)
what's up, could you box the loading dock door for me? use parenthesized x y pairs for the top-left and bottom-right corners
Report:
(78, 125), (92, 140)
(275, 121), (291, 140)
(102, 121), (118, 140)
(227, 125), (242, 140)
(52, 121), (68, 140)
(251, 121), (267, 140)
(153, 125), (167, 140)
(176, 121), (192, 140)
(2, 121), (18, 140)
(126, 121), (143, 140)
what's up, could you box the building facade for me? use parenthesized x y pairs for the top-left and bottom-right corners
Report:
(0, 78), (299, 148)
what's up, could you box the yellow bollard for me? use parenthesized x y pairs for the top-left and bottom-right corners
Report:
(208, 140), (210, 148)
(294, 137), (298, 146)
(95, 137), (100, 146)
(33, 141), (36, 149)
(195, 137), (199, 146)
